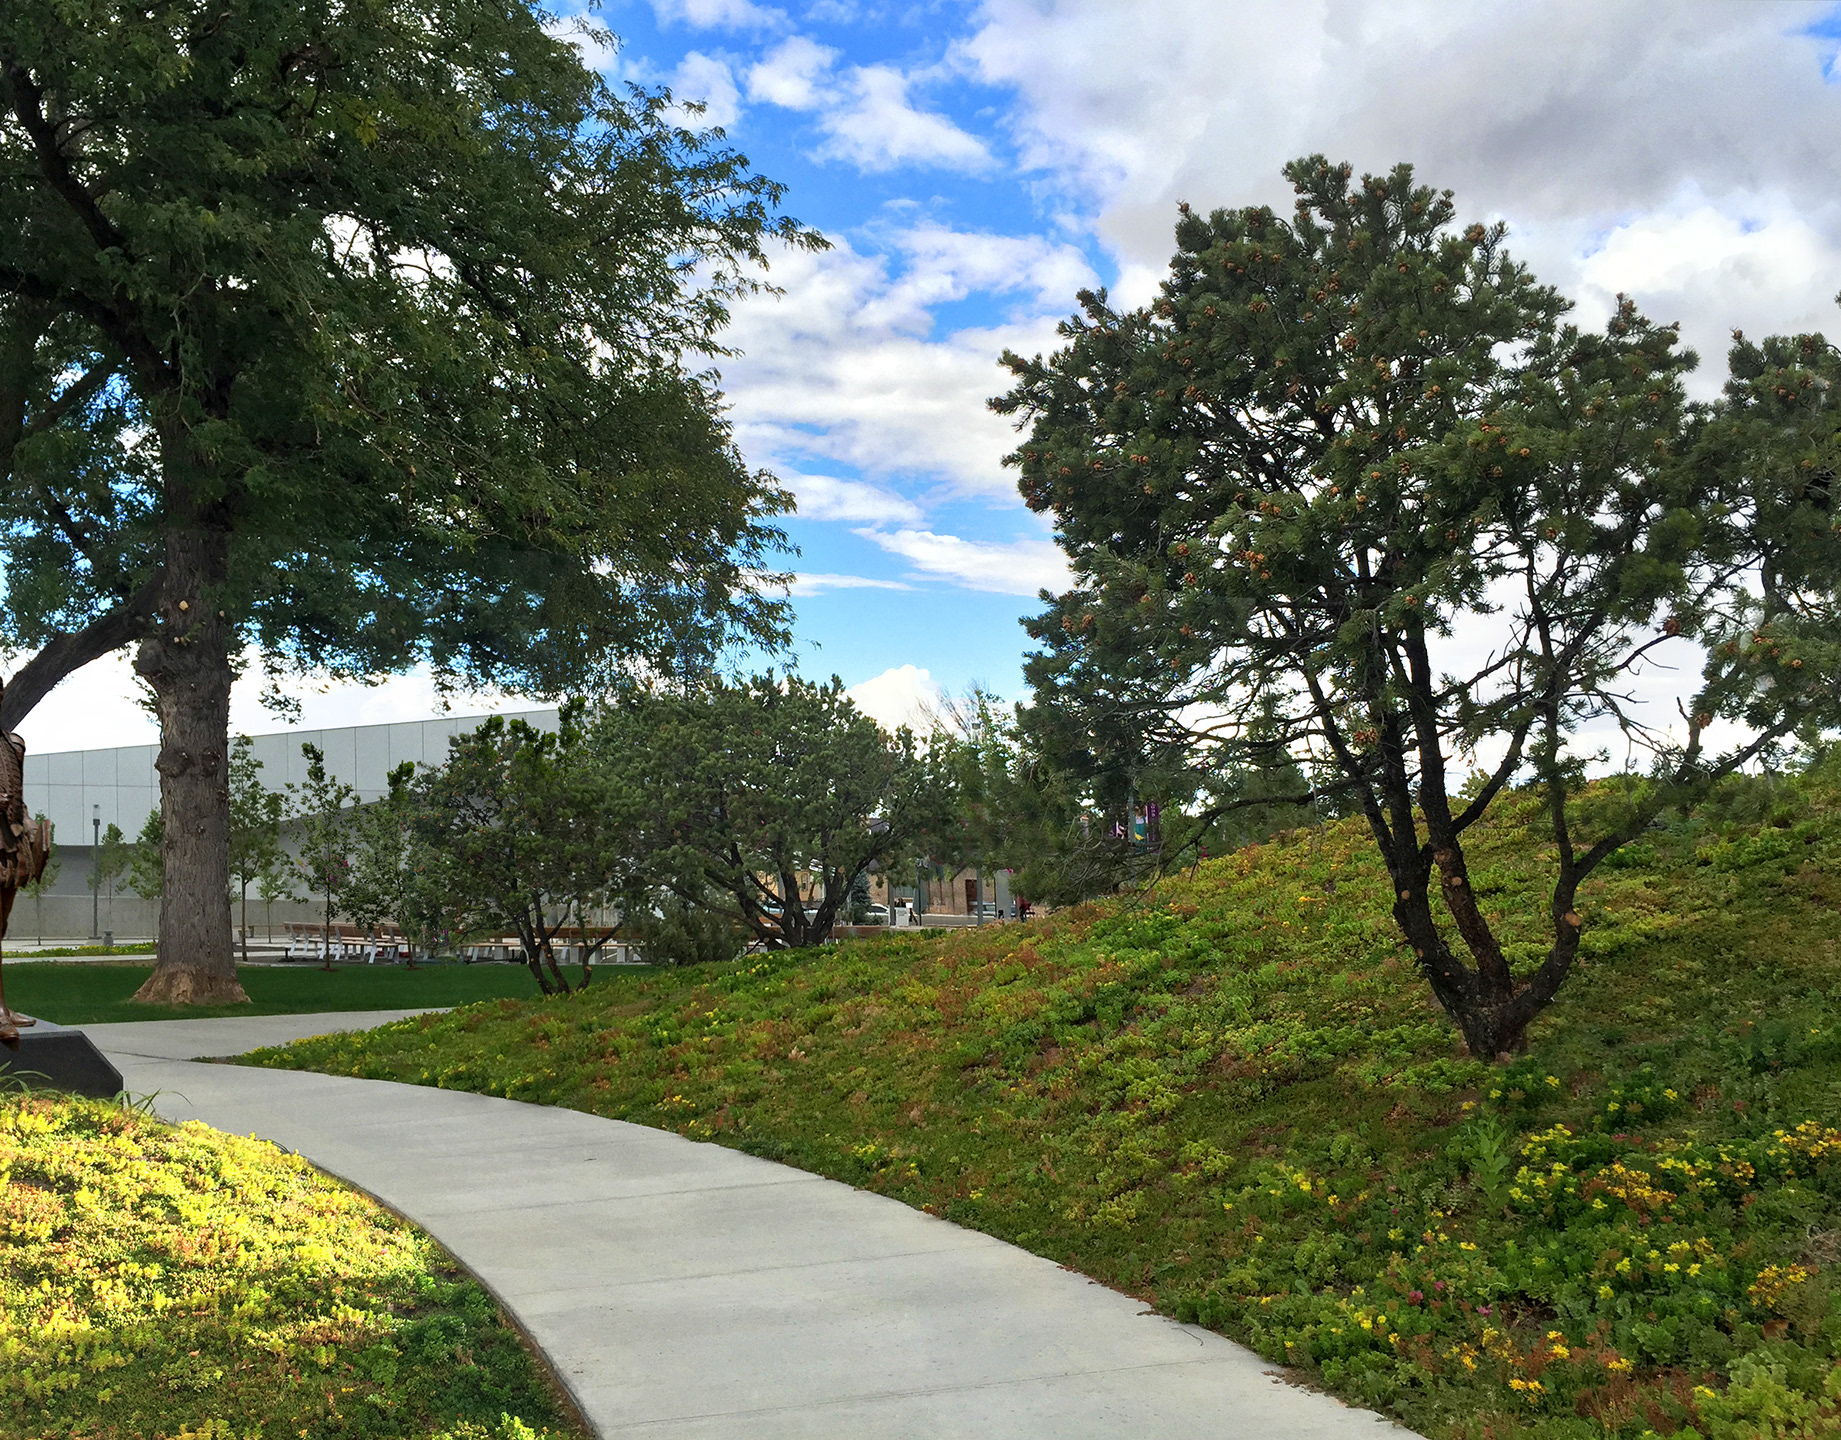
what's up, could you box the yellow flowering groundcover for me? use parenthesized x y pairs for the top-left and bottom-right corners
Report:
(247, 766), (1841, 1439)
(0, 1094), (579, 1440)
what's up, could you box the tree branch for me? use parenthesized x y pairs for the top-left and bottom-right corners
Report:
(3, 63), (132, 255)
(0, 571), (163, 729)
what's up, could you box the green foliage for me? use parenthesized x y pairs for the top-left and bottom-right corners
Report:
(227, 735), (288, 952)
(600, 675), (956, 948)
(89, 821), (128, 903)
(411, 712), (637, 992)
(4, 943), (153, 960)
(293, 746), (356, 889)
(995, 156), (1841, 1057)
(0, 0), (810, 688)
(0, 0), (816, 981)
(125, 812), (162, 901)
(294, 743), (358, 954)
(631, 893), (750, 967)
(249, 765), (1841, 1437)
(0, 1094), (579, 1439)
(934, 689), (1319, 908)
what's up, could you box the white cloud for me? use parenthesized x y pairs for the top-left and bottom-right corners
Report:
(787, 572), (913, 595)
(888, 224), (1098, 312)
(961, 0), (1841, 377)
(722, 235), (1087, 499)
(855, 528), (1070, 596)
(847, 663), (942, 734)
(747, 39), (992, 173)
(668, 51), (743, 128)
(819, 65), (993, 173)
(788, 472), (924, 523)
(9, 649), (538, 758)
(746, 36), (836, 109)
(542, 13), (620, 73)
(649, 0), (786, 32)
(11, 651), (154, 755)
(1574, 198), (1841, 381)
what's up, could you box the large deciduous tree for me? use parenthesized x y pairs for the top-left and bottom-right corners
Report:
(0, 0), (810, 1003)
(996, 157), (1841, 1059)
(603, 676), (951, 948)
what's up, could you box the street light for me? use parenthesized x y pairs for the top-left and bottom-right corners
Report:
(91, 804), (101, 940)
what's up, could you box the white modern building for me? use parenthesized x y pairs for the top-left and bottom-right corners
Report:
(16, 709), (557, 943)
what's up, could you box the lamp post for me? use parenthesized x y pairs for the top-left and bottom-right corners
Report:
(91, 804), (101, 940)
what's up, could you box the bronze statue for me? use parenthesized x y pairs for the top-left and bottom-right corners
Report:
(0, 699), (49, 1048)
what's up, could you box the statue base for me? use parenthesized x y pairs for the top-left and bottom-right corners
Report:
(1, 1018), (125, 1099)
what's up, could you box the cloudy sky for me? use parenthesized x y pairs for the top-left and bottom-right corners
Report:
(17, 0), (1841, 752)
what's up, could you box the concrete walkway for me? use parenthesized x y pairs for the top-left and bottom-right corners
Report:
(80, 1013), (1410, 1440)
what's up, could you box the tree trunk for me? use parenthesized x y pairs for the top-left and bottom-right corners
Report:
(130, 524), (245, 1006)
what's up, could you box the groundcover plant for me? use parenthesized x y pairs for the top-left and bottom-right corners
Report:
(247, 763), (1841, 1438)
(0, 1094), (579, 1439)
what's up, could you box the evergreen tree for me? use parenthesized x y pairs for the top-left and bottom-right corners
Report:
(996, 157), (1841, 1057)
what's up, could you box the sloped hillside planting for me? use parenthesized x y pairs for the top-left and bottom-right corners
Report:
(249, 767), (1841, 1438)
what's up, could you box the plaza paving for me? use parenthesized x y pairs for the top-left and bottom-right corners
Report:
(79, 1012), (1413, 1439)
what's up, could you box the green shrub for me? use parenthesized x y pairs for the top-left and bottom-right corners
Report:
(632, 896), (749, 966)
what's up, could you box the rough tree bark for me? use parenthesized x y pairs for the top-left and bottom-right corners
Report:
(130, 508), (244, 1006)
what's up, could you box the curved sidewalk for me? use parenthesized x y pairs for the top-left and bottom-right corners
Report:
(81, 1013), (1411, 1440)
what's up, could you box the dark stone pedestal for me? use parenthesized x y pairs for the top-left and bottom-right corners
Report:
(0, 1018), (124, 1098)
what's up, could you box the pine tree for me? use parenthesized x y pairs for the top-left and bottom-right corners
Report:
(997, 157), (1841, 1057)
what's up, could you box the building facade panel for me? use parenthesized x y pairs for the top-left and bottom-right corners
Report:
(22, 709), (558, 851)
(353, 725), (391, 800)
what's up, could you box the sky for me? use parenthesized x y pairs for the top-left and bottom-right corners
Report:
(14, 0), (1841, 754)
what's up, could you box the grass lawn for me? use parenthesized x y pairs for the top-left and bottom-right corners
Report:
(1, 1091), (583, 1440)
(244, 762), (1841, 1439)
(5, 960), (661, 1025)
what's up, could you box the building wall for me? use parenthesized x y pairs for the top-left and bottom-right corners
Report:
(14, 710), (559, 940)
(22, 709), (559, 842)
(872, 866), (1014, 916)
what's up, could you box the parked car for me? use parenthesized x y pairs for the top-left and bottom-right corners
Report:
(863, 904), (890, 924)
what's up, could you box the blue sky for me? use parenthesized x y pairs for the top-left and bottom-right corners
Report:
(557, 0), (1112, 722)
(17, 0), (1841, 750)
